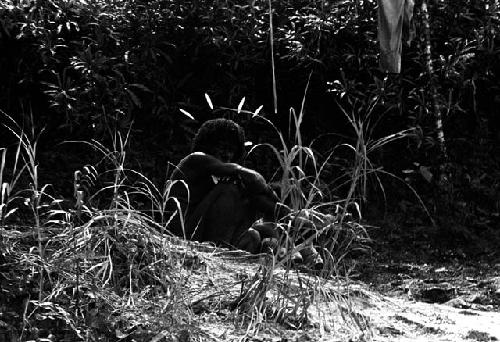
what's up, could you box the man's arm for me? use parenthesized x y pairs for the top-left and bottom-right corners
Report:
(182, 152), (269, 191)
(180, 152), (286, 218)
(180, 152), (242, 176)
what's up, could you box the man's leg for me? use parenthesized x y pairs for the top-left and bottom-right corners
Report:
(197, 183), (258, 250)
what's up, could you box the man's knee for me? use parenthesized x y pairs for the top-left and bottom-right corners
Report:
(252, 221), (279, 239)
(235, 228), (261, 254)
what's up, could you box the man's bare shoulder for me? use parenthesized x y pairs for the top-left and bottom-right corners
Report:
(174, 152), (220, 179)
(177, 152), (241, 178)
(178, 152), (212, 167)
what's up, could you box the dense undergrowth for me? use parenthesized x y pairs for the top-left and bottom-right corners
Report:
(0, 0), (498, 227)
(1, 0), (499, 340)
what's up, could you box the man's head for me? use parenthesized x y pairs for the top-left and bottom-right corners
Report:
(192, 118), (245, 162)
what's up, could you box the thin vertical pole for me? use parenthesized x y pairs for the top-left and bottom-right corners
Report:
(421, 0), (447, 161)
(268, 0), (278, 114)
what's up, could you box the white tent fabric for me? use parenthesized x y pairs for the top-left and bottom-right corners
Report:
(378, 0), (415, 73)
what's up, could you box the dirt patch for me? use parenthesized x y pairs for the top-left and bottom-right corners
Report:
(2, 235), (500, 342)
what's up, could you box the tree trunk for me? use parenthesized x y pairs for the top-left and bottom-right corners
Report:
(421, 0), (447, 162)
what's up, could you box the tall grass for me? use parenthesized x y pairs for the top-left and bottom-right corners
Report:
(0, 145), (22, 232)
(214, 85), (376, 336)
(212, 67), (429, 337)
(0, 111), (198, 339)
(1, 111), (57, 303)
(334, 98), (435, 227)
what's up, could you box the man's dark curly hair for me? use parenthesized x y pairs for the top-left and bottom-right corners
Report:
(192, 118), (246, 161)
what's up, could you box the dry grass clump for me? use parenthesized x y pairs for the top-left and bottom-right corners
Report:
(0, 111), (196, 340)
(1, 215), (217, 340)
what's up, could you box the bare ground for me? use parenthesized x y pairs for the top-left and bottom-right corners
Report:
(113, 241), (500, 342)
(2, 234), (499, 341)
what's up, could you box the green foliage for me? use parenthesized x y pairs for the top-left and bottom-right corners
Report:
(1, 0), (498, 133)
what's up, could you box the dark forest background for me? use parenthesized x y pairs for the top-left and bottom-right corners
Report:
(2, 0), (499, 250)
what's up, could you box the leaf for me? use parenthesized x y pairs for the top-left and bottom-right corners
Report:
(4, 208), (18, 219)
(115, 329), (130, 339)
(204, 93), (214, 110)
(150, 331), (170, 342)
(179, 108), (195, 120)
(434, 267), (447, 273)
(253, 105), (263, 117)
(419, 165), (433, 183)
(124, 88), (141, 107)
(129, 83), (152, 93)
(177, 72), (193, 88)
(237, 97), (246, 114)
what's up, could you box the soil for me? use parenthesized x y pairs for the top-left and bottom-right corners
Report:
(354, 261), (500, 342)
(1, 229), (500, 342)
(185, 221), (500, 342)
(99, 241), (500, 342)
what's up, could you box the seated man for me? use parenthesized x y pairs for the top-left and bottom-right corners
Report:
(168, 118), (279, 253)
(168, 118), (324, 269)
